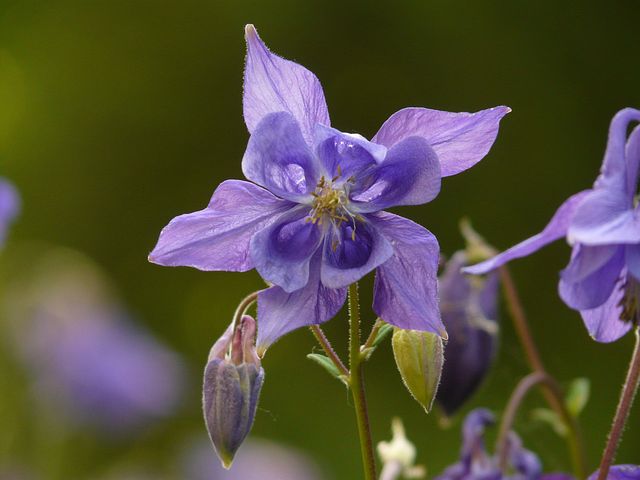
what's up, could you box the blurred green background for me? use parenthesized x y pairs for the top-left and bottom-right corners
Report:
(1, 0), (639, 478)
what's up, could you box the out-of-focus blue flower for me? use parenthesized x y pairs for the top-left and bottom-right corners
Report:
(436, 409), (541, 480)
(466, 109), (640, 343)
(8, 249), (186, 433)
(0, 177), (20, 248)
(437, 252), (499, 416)
(203, 315), (264, 468)
(180, 436), (325, 480)
(542, 465), (640, 480)
(149, 24), (510, 352)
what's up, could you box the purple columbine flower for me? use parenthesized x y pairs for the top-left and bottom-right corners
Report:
(149, 25), (509, 351)
(436, 408), (542, 480)
(0, 177), (20, 248)
(437, 252), (500, 417)
(10, 250), (186, 433)
(465, 109), (640, 343)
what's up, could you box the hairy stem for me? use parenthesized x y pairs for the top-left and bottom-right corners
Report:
(596, 328), (640, 480)
(362, 317), (384, 352)
(496, 372), (581, 476)
(309, 324), (349, 376)
(348, 283), (377, 480)
(499, 266), (587, 479)
(232, 291), (259, 328)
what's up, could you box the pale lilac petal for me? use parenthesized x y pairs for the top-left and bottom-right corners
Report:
(559, 245), (624, 310)
(588, 465), (640, 480)
(349, 136), (441, 213)
(149, 180), (292, 271)
(464, 191), (591, 275)
(256, 255), (346, 353)
(626, 125), (640, 196)
(320, 218), (394, 289)
(370, 212), (444, 334)
(250, 207), (323, 293)
(593, 108), (640, 196)
(569, 109), (640, 245)
(242, 112), (320, 202)
(314, 124), (385, 181)
(372, 106), (510, 177)
(627, 244), (640, 280)
(568, 199), (640, 246)
(243, 25), (330, 145)
(580, 274), (631, 343)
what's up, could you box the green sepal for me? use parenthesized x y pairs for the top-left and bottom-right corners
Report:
(531, 408), (567, 436)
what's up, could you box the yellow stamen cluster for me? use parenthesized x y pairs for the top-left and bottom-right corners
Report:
(307, 169), (361, 250)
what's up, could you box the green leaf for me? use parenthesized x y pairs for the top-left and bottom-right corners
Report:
(306, 353), (348, 386)
(565, 377), (590, 417)
(531, 408), (567, 437)
(372, 323), (393, 348)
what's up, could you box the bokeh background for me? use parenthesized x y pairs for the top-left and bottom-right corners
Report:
(1, 1), (639, 478)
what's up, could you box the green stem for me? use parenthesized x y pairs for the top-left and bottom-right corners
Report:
(499, 266), (587, 479)
(348, 283), (377, 480)
(309, 324), (349, 376)
(596, 328), (640, 480)
(362, 318), (384, 352)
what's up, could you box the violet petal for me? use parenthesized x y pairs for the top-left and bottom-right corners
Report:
(559, 245), (624, 310)
(256, 254), (347, 353)
(243, 25), (330, 145)
(372, 106), (510, 177)
(250, 206), (323, 293)
(464, 191), (591, 275)
(370, 212), (444, 334)
(242, 112), (320, 202)
(580, 273), (632, 343)
(349, 136), (442, 213)
(149, 180), (292, 272)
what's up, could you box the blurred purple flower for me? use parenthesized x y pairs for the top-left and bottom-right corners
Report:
(542, 465), (640, 480)
(436, 408), (541, 480)
(437, 252), (500, 416)
(180, 436), (325, 480)
(149, 24), (510, 351)
(0, 177), (20, 248)
(465, 109), (640, 343)
(10, 250), (186, 433)
(203, 315), (264, 468)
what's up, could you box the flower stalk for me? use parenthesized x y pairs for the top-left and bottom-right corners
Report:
(596, 328), (640, 480)
(495, 371), (583, 479)
(309, 324), (349, 376)
(348, 283), (377, 480)
(499, 266), (587, 479)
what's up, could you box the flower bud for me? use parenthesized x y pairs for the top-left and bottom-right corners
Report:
(377, 418), (426, 480)
(437, 251), (499, 417)
(392, 328), (444, 413)
(203, 315), (265, 469)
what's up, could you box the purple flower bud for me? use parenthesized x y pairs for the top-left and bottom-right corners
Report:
(437, 252), (500, 416)
(203, 315), (265, 469)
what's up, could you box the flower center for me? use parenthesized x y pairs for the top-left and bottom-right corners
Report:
(620, 276), (640, 324)
(308, 169), (354, 227)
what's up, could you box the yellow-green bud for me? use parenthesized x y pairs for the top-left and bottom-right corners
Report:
(392, 328), (444, 413)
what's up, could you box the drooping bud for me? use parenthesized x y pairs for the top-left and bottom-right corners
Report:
(392, 328), (444, 413)
(203, 315), (265, 469)
(377, 418), (426, 480)
(437, 250), (500, 417)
